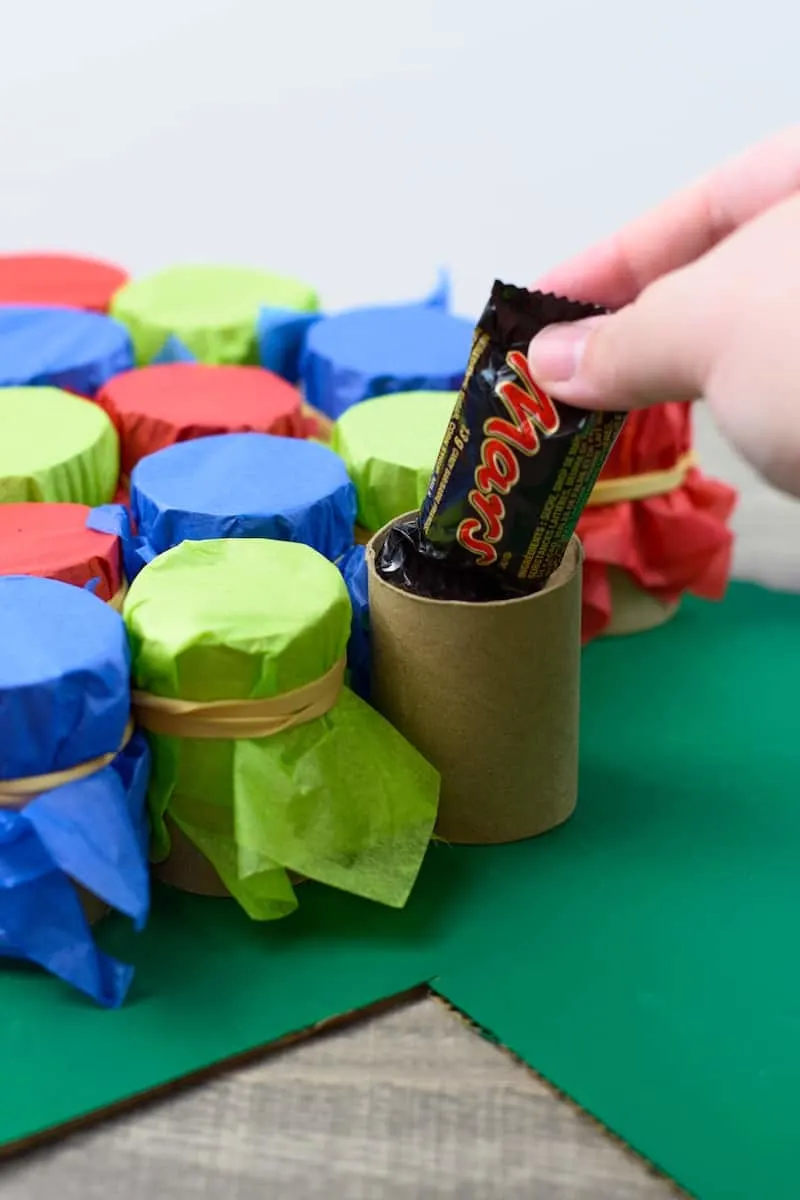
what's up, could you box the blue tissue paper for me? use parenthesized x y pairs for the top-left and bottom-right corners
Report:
(257, 307), (323, 383)
(301, 304), (473, 420)
(0, 304), (134, 395)
(89, 432), (357, 579)
(0, 576), (150, 1007)
(84, 504), (142, 587)
(423, 267), (451, 311)
(0, 576), (130, 780)
(337, 544), (371, 703)
(150, 334), (197, 365)
(256, 270), (452, 389)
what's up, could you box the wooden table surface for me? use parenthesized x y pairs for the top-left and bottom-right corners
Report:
(1, 408), (792, 1199)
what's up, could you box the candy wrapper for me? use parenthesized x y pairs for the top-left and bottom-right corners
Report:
(124, 538), (439, 916)
(0, 577), (150, 1007)
(0, 387), (119, 505)
(0, 305), (133, 395)
(376, 281), (624, 600)
(0, 503), (124, 605)
(96, 363), (306, 486)
(111, 265), (319, 366)
(578, 403), (736, 639)
(88, 432), (356, 581)
(0, 253), (128, 313)
(331, 390), (457, 537)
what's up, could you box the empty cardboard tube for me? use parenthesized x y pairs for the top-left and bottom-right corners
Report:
(604, 567), (679, 637)
(367, 515), (583, 845)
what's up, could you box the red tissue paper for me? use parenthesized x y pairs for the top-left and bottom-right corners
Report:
(96, 363), (307, 485)
(578, 402), (737, 643)
(0, 503), (123, 604)
(0, 253), (128, 313)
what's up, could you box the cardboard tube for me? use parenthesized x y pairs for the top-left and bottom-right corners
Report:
(604, 567), (679, 637)
(153, 818), (231, 898)
(154, 818), (306, 898)
(368, 516), (583, 845)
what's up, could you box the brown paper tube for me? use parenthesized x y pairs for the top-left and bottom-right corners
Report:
(604, 567), (679, 637)
(154, 818), (307, 898)
(153, 818), (231, 898)
(367, 516), (583, 845)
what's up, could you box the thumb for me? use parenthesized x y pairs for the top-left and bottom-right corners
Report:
(527, 270), (718, 410)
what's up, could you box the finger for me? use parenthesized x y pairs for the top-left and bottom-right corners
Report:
(527, 264), (719, 410)
(534, 125), (800, 308)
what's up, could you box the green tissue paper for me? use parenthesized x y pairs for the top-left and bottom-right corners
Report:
(331, 390), (456, 533)
(111, 265), (319, 365)
(124, 538), (439, 918)
(0, 387), (118, 505)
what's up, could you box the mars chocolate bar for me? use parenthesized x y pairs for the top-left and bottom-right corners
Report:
(376, 281), (624, 601)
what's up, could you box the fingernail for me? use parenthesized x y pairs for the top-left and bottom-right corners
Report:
(527, 317), (600, 385)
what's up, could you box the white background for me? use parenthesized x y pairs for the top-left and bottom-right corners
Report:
(0, 0), (795, 316)
(2, 0), (799, 569)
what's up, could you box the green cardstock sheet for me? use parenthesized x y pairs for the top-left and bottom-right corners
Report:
(2, 581), (799, 1200)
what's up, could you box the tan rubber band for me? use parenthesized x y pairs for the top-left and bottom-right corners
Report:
(107, 582), (128, 612)
(0, 719), (135, 809)
(132, 657), (346, 740)
(586, 451), (697, 506)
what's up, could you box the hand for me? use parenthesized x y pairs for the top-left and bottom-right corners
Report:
(526, 127), (800, 497)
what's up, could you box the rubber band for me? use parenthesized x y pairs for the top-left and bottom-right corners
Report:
(132, 659), (346, 740)
(0, 719), (135, 807)
(586, 452), (697, 506)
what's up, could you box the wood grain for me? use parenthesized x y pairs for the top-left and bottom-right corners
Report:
(0, 996), (685, 1199)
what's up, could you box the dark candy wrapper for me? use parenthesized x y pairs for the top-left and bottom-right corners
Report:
(377, 281), (625, 601)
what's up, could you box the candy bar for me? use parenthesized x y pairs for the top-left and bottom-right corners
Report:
(377, 281), (624, 600)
